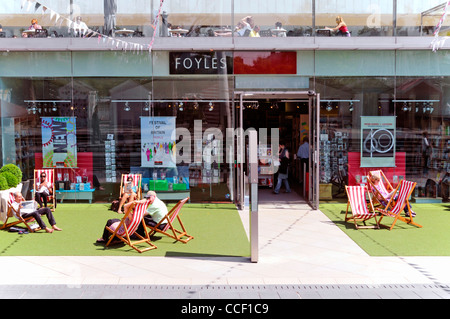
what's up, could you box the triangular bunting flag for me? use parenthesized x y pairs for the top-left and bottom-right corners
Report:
(26, 0), (34, 12)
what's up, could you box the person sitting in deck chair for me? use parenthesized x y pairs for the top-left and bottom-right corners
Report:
(369, 174), (416, 217)
(117, 175), (137, 213)
(11, 192), (62, 233)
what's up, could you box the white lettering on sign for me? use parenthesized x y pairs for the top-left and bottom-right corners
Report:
(174, 57), (227, 71)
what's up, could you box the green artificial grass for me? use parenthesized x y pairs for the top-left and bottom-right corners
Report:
(320, 203), (450, 256)
(0, 203), (250, 256)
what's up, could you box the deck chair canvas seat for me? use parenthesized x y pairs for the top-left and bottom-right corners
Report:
(367, 170), (395, 209)
(106, 199), (157, 253)
(120, 173), (142, 200)
(34, 169), (56, 209)
(376, 180), (422, 231)
(345, 186), (379, 229)
(147, 197), (193, 243)
(0, 193), (40, 232)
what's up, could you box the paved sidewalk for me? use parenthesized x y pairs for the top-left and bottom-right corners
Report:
(0, 189), (449, 299)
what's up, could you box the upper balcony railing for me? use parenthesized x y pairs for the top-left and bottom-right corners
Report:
(0, 0), (448, 40)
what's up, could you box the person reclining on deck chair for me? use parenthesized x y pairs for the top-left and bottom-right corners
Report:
(369, 174), (416, 217)
(98, 191), (168, 243)
(11, 192), (62, 233)
(117, 175), (137, 213)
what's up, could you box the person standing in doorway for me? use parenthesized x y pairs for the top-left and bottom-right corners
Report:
(422, 132), (431, 175)
(274, 142), (291, 194)
(296, 136), (309, 183)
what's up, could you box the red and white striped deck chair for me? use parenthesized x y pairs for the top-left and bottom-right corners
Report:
(106, 199), (157, 253)
(34, 169), (56, 209)
(0, 193), (40, 232)
(367, 170), (395, 209)
(147, 197), (193, 243)
(345, 186), (379, 229)
(376, 180), (422, 231)
(120, 173), (142, 200)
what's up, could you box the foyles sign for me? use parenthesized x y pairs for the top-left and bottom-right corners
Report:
(169, 51), (233, 75)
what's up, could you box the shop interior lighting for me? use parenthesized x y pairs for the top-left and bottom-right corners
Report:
(124, 101), (131, 112)
(393, 99), (438, 113)
(321, 100), (360, 112)
(402, 102), (411, 112)
(178, 102), (184, 111)
(208, 101), (214, 111)
(24, 99), (71, 114)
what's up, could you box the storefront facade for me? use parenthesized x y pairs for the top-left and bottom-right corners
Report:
(0, 1), (449, 206)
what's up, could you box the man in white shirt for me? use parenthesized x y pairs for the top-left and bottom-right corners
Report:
(11, 192), (62, 233)
(142, 191), (168, 229)
(124, 191), (169, 238)
(71, 16), (88, 37)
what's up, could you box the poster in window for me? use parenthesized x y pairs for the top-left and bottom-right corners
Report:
(41, 117), (77, 168)
(141, 116), (177, 168)
(360, 116), (396, 167)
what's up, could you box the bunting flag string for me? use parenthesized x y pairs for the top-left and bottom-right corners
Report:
(22, 0), (165, 54)
(148, 0), (165, 53)
(431, 0), (450, 52)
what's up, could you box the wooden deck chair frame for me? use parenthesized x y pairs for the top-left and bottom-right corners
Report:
(376, 180), (422, 231)
(0, 193), (40, 232)
(345, 186), (379, 229)
(147, 197), (193, 243)
(34, 169), (56, 209)
(106, 199), (157, 253)
(120, 173), (142, 200)
(367, 170), (395, 209)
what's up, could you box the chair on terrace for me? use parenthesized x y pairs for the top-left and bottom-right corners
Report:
(367, 170), (395, 209)
(376, 180), (422, 231)
(33, 169), (56, 209)
(259, 29), (272, 37)
(0, 193), (40, 232)
(345, 186), (379, 229)
(35, 29), (48, 38)
(106, 199), (157, 253)
(120, 173), (142, 200)
(147, 197), (193, 243)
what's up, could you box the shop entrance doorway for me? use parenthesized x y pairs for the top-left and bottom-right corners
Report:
(234, 91), (320, 210)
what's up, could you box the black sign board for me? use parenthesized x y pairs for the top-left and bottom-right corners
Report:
(169, 51), (233, 75)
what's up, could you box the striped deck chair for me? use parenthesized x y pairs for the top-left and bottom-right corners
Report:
(367, 170), (395, 209)
(376, 180), (422, 231)
(345, 186), (379, 229)
(106, 199), (157, 253)
(120, 173), (142, 200)
(34, 169), (56, 209)
(147, 197), (193, 243)
(0, 193), (40, 232)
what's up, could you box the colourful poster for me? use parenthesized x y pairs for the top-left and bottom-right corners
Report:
(41, 117), (77, 168)
(141, 116), (176, 168)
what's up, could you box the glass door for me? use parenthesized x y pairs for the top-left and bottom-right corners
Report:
(309, 93), (320, 209)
